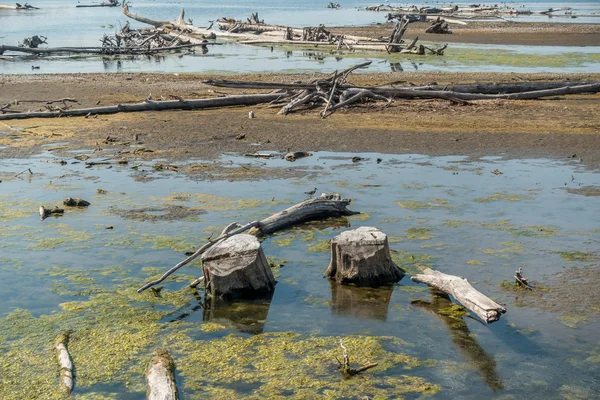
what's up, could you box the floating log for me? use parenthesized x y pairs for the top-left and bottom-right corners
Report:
(249, 193), (357, 235)
(40, 205), (64, 220)
(411, 268), (506, 323)
(55, 332), (74, 394)
(325, 226), (404, 286)
(146, 349), (179, 400)
(201, 234), (276, 299)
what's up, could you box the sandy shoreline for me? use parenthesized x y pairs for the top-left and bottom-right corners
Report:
(336, 21), (600, 47)
(1, 71), (599, 171)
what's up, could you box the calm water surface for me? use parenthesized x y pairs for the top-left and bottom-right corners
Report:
(0, 147), (599, 398)
(1, 0), (599, 74)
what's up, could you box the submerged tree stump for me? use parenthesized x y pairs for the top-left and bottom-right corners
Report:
(146, 349), (179, 400)
(201, 234), (276, 299)
(325, 226), (404, 286)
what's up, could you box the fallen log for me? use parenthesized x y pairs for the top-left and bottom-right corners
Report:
(411, 268), (506, 323)
(0, 93), (290, 121)
(63, 197), (90, 207)
(201, 234), (276, 299)
(146, 349), (179, 400)
(55, 332), (74, 394)
(249, 193), (357, 235)
(325, 226), (404, 286)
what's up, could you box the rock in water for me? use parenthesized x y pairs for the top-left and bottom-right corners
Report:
(325, 226), (404, 286)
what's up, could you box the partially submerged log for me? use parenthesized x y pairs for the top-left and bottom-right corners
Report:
(63, 197), (90, 207)
(55, 332), (74, 394)
(325, 226), (404, 286)
(40, 205), (64, 220)
(249, 193), (357, 235)
(338, 339), (378, 377)
(146, 349), (179, 400)
(411, 268), (506, 323)
(201, 234), (276, 299)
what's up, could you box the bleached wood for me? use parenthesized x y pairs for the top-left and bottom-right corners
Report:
(411, 268), (506, 323)
(146, 350), (179, 400)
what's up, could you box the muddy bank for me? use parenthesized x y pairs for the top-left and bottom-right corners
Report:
(1, 72), (600, 170)
(336, 21), (600, 46)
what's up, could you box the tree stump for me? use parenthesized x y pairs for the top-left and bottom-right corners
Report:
(201, 234), (276, 299)
(325, 226), (404, 286)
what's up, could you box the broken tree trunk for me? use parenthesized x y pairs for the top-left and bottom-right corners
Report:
(146, 349), (179, 400)
(411, 268), (506, 323)
(201, 234), (276, 299)
(55, 332), (74, 395)
(325, 226), (404, 286)
(0, 93), (289, 121)
(249, 193), (357, 235)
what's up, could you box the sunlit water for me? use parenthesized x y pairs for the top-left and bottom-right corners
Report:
(1, 0), (599, 74)
(0, 147), (599, 398)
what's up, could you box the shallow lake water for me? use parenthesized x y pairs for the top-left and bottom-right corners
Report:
(1, 0), (599, 74)
(0, 148), (599, 398)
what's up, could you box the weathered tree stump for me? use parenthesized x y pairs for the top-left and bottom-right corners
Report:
(325, 226), (404, 286)
(146, 349), (179, 400)
(411, 268), (507, 323)
(201, 234), (276, 299)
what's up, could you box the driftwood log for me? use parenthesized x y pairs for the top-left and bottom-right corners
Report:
(146, 349), (179, 400)
(55, 332), (74, 394)
(250, 193), (356, 235)
(201, 234), (276, 299)
(411, 268), (506, 323)
(325, 226), (404, 286)
(0, 93), (289, 121)
(0, 3), (39, 10)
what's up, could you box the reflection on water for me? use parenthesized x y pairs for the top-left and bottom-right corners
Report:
(0, 151), (599, 398)
(202, 292), (274, 335)
(412, 295), (504, 392)
(330, 281), (394, 321)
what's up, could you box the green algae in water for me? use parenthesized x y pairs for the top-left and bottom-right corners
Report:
(26, 223), (94, 250)
(438, 304), (467, 320)
(482, 241), (525, 258)
(405, 227), (433, 241)
(558, 314), (588, 329)
(0, 195), (37, 222)
(201, 322), (228, 332)
(169, 332), (440, 399)
(553, 251), (597, 262)
(350, 212), (371, 221)
(473, 192), (534, 203)
(467, 260), (484, 266)
(307, 239), (330, 253)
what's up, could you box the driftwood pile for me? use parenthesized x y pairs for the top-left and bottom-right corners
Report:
(1, 62), (599, 121)
(327, 2), (340, 9)
(76, 0), (120, 8)
(0, 2), (39, 10)
(0, 21), (210, 56)
(365, 3), (589, 21)
(426, 17), (451, 34)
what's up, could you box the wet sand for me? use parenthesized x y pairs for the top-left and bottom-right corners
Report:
(1, 71), (600, 170)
